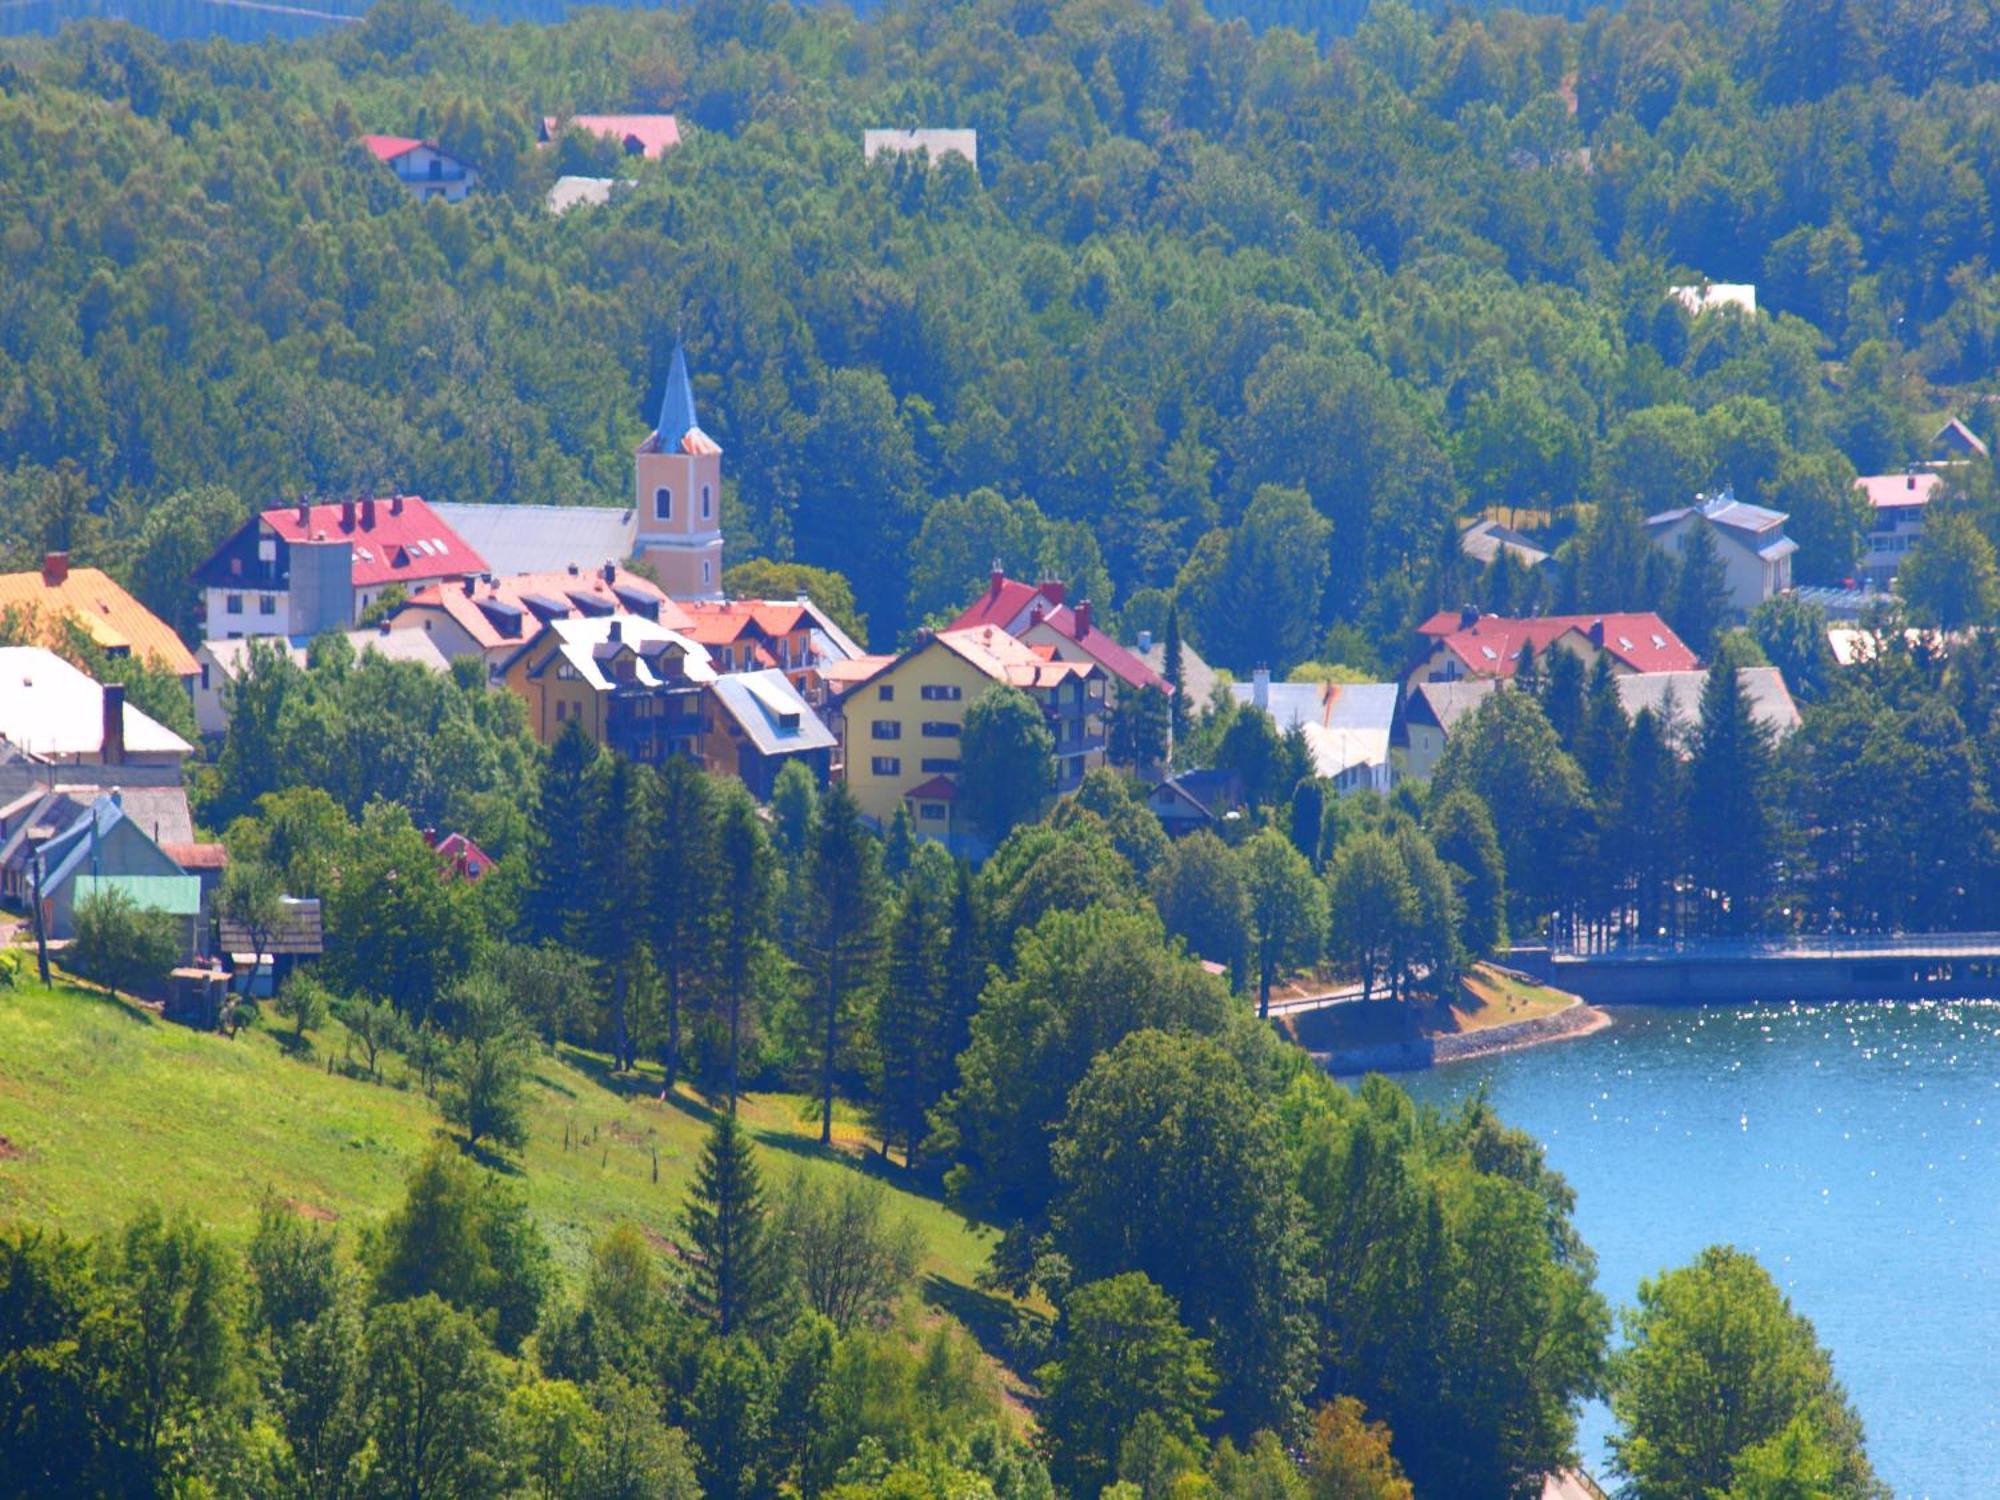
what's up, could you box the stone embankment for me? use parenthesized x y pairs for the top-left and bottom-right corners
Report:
(1318, 995), (1611, 1075)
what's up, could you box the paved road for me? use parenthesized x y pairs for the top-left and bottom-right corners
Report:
(1264, 982), (1365, 1017)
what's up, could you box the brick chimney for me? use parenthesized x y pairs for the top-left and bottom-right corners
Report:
(1043, 579), (1067, 606)
(1459, 604), (1480, 630)
(101, 683), (126, 765)
(990, 562), (1005, 595)
(1588, 619), (1606, 647)
(361, 498), (377, 529)
(390, 495), (404, 515)
(41, 552), (68, 588)
(296, 500), (310, 527)
(340, 499), (356, 531)
(1074, 600), (1093, 638)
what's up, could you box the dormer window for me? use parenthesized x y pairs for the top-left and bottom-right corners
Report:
(655, 486), (673, 521)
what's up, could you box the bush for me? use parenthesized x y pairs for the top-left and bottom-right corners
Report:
(67, 888), (178, 1000)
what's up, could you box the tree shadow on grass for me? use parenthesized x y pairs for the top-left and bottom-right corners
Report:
(752, 1130), (971, 1218)
(921, 1272), (1042, 1391)
(458, 1134), (527, 1177)
(54, 977), (157, 1025)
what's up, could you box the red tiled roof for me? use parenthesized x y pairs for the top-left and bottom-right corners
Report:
(543, 114), (681, 159)
(1424, 612), (1697, 677)
(262, 496), (485, 591)
(1031, 605), (1170, 693)
(162, 842), (228, 870)
(947, 575), (1067, 633)
(431, 830), (494, 880)
(676, 600), (813, 647)
(360, 135), (427, 162)
(403, 567), (684, 652)
(904, 775), (958, 802)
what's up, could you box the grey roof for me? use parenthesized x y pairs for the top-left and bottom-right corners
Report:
(656, 344), (699, 445)
(429, 504), (639, 579)
(40, 794), (181, 894)
(1933, 417), (1989, 459)
(1461, 518), (1551, 568)
(1614, 667), (1801, 750)
(1134, 638), (1219, 714)
(1405, 678), (1499, 734)
(204, 628), (450, 681)
(1149, 768), (1244, 821)
(708, 669), (837, 758)
(546, 175), (632, 214)
(0, 784), (193, 877)
(220, 896), (323, 956)
(1646, 490), (1789, 540)
(1230, 680), (1400, 780)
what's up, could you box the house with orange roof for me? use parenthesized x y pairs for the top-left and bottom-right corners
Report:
(947, 568), (1172, 765)
(833, 624), (1106, 843)
(390, 563), (689, 673)
(0, 552), (199, 685)
(359, 135), (478, 202)
(1406, 608), (1698, 690)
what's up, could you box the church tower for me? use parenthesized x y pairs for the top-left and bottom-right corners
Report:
(633, 344), (724, 599)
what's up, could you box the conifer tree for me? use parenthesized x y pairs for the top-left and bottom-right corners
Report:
(527, 723), (598, 946)
(1620, 708), (1686, 943)
(804, 786), (886, 1144)
(582, 755), (648, 1072)
(1688, 664), (1775, 935)
(1574, 653), (1630, 798)
(882, 803), (918, 882)
(1163, 603), (1188, 745)
(938, 859), (984, 1092)
(651, 758), (719, 1091)
(682, 1112), (782, 1338)
(1669, 522), (1732, 660)
(872, 883), (947, 1165)
(1542, 646), (1587, 748)
(714, 785), (777, 1108)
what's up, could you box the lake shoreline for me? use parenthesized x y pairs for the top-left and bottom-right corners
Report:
(1317, 996), (1612, 1075)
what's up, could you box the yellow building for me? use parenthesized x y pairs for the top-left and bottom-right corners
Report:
(498, 614), (717, 761)
(837, 626), (1106, 841)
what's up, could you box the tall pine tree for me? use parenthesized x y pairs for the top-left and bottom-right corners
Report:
(804, 786), (886, 1144)
(1163, 603), (1188, 748)
(582, 754), (649, 1071)
(1688, 664), (1776, 934)
(651, 758), (720, 1091)
(1621, 708), (1687, 944)
(527, 722), (598, 946)
(872, 882), (947, 1166)
(713, 785), (778, 1109)
(683, 1111), (783, 1337)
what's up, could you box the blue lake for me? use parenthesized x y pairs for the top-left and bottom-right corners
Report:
(1399, 1000), (2000, 1500)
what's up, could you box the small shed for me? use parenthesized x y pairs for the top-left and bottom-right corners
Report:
(219, 896), (324, 995)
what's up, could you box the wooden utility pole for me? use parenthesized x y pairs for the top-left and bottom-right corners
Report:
(29, 843), (50, 987)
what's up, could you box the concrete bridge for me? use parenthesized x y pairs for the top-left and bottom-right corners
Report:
(1512, 934), (2000, 1006)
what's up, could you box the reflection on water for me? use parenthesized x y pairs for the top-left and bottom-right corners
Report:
(1398, 1000), (2000, 1500)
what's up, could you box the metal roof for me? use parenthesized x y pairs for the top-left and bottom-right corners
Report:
(72, 873), (203, 917)
(428, 504), (639, 580)
(708, 670), (837, 758)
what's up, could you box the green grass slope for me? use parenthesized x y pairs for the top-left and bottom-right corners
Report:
(0, 981), (994, 1290)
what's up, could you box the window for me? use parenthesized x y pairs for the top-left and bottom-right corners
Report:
(872, 721), (901, 740)
(878, 685), (895, 702)
(429, 158), (442, 180)
(920, 757), (961, 774)
(920, 721), (961, 738)
(257, 538), (276, 563)
(654, 486), (673, 520)
(258, 594), (277, 616)
(199, 663), (210, 691)
(702, 560), (711, 585)
(871, 756), (901, 777)
(919, 802), (946, 822)
(701, 484), (712, 520)
(225, 593), (243, 615)
(555, 701), (569, 722)
(919, 684), (962, 701)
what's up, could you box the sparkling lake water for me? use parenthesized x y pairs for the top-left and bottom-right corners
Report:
(1398, 1000), (2000, 1500)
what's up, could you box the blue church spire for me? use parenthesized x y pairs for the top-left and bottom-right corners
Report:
(655, 343), (699, 445)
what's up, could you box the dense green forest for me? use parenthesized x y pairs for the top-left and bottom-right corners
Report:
(6, 0), (2000, 660)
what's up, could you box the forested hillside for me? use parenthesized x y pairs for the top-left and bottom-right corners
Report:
(4, 0), (1998, 659)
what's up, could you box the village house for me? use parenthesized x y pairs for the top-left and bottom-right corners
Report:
(546, 177), (632, 214)
(539, 114), (680, 158)
(194, 495), (486, 642)
(1645, 491), (1797, 617)
(703, 670), (839, 797)
(1929, 417), (1988, 464)
(1397, 679), (1499, 784)
(1146, 768), (1246, 837)
(1855, 472), (1942, 589)
(360, 136), (478, 202)
(389, 564), (685, 675)
(1459, 518), (1553, 571)
(1231, 669), (1399, 795)
(864, 128), (977, 168)
(676, 598), (852, 709)
(426, 829), (494, 881)
(192, 625), (451, 737)
(31, 791), (206, 958)
(500, 615), (717, 761)
(0, 553), (200, 688)
(1133, 630), (1222, 715)
(0, 647), (191, 770)
(1406, 609), (1698, 691)
(836, 625), (1106, 845)
(0, 781), (192, 907)
(948, 569), (1173, 764)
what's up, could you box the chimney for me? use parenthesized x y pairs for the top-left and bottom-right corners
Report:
(990, 562), (1005, 595)
(1044, 579), (1066, 606)
(462, 576), (475, 596)
(296, 500), (310, 527)
(1459, 604), (1479, 630)
(1252, 666), (1270, 710)
(1909, 474), (1917, 490)
(1588, 619), (1606, 647)
(608, 619), (622, 643)
(361, 498), (377, 529)
(568, 562), (580, 575)
(41, 552), (68, 588)
(1075, 600), (1092, 638)
(377, 619), (392, 636)
(602, 561), (617, 584)
(1137, 628), (1153, 652)
(390, 495), (404, 515)
(101, 683), (126, 766)
(340, 499), (356, 531)
(1029, 603), (1045, 626)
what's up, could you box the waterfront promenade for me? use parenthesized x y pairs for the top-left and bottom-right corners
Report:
(1520, 932), (2000, 1005)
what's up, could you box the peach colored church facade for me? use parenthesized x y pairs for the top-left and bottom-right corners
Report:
(633, 345), (725, 599)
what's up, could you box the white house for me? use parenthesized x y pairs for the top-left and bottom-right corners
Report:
(359, 136), (478, 203)
(0, 648), (191, 769)
(1230, 670), (1398, 795)
(1645, 491), (1797, 617)
(1667, 283), (1757, 318)
(1856, 472), (1942, 588)
(864, 129), (977, 169)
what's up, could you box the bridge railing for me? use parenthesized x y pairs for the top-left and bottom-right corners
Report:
(1550, 932), (2000, 962)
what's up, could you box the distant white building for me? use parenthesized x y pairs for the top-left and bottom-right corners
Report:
(1645, 491), (1797, 617)
(359, 136), (478, 203)
(864, 129), (977, 169)
(546, 176), (633, 215)
(1668, 282), (1757, 318)
(1230, 669), (1397, 795)
(0, 648), (190, 769)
